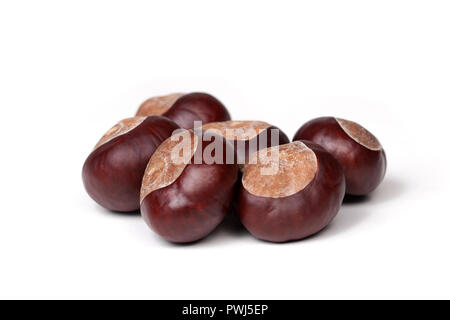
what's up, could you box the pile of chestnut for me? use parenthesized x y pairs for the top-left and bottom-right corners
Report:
(82, 92), (387, 243)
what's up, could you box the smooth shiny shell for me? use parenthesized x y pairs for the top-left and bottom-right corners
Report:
(293, 117), (387, 195)
(82, 116), (179, 212)
(163, 92), (231, 129)
(238, 141), (345, 242)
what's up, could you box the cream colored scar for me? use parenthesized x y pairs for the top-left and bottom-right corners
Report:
(335, 118), (382, 151)
(140, 130), (198, 203)
(94, 116), (146, 150)
(202, 120), (271, 141)
(136, 93), (184, 116)
(242, 141), (318, 198)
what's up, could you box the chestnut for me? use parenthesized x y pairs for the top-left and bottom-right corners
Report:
(136, 92), (231, 129)
(140, 129), (239, 243)
(293, 117), (387, 196)
(202, 120), (290, 165)
(82, 116), (179, 212)
(238, 141), (345, 242)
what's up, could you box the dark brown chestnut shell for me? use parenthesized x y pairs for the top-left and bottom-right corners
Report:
(82, 116), (179, 212)
(238, 141), (345, 243)
(162, 93), (231, 129)
(140, 130), (239, 243)
(293, 117), (387, 196)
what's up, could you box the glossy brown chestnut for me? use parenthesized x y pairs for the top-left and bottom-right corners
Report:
(140, 129), (239, 243)
(82, 116), (179, 212)
(136, 92), (231, 129)
(293, 117), (387, 196)
(202, 120), (290, 165)
(238, 141), (345, 242)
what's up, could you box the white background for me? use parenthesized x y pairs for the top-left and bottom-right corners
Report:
(1, 0), (449, 299)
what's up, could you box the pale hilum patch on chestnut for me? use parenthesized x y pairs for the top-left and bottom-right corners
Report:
(202, 120), (271, 140)
(335, 117), (382, 151)
(140, 129), (198, 202)
(95, 116), (146, 149)
(242, 141), (318, 198)
(136, 93), (185, 117)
